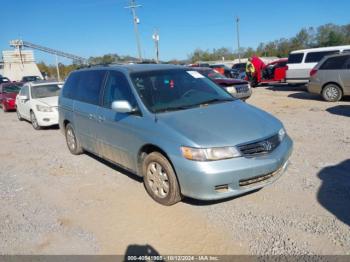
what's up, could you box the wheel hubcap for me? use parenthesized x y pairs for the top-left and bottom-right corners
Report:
(146, 162), (169, 198)
(67, 128), (76, 150)
(326, 86), (339, 100)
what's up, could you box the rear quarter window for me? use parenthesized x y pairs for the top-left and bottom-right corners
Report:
(62, 72), (80, 99)
(320, 55), (350, 70)
(76, 70), (107, 105)
(287, 53), (304, 64)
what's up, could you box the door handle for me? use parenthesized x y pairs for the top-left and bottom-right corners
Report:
(98, 116), (105, 122)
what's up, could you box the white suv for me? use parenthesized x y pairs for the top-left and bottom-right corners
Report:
(16, 81), (63, 130)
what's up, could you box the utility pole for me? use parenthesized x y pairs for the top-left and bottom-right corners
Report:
(55, 54), (61, 81)
(236, 16), (241, 62)
(125, 0), (143, 62)
(152, 29), (160, 63)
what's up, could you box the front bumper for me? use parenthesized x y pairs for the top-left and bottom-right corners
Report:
(35, 109), (59, 126)
(173, 135), (293, 200)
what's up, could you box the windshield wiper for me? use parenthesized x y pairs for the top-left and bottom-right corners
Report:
(155, 105), (195, 113)
(197, 98), (234, 106)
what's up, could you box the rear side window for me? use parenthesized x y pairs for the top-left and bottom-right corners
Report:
(102, 71), (137, 108)
(76, 70), (106, 105)
(320, 55), (350, 70)
(287, 53), (304, 64)
(305, 51), (339, 63)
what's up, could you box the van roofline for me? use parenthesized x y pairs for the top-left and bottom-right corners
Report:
(77, 63), (184, 73)
(289, 45), (350, 54)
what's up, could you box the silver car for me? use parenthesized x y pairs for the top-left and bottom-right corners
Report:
(308, 53), (350, 102)
(59, 64), (293, 206)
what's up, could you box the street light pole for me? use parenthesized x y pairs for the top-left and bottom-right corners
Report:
(125, 0), (143, 62)
(236, 16), (241, 62)
(55, 54), (61, 81)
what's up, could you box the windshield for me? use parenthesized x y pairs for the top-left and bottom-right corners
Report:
(201, 69), (226, 79)
(0, 78), (10, 84)
(130, 69), (234, 113)
(3, 85), (22, 93)
(23, 76), (41, 82)
(31, 84), (61, 99)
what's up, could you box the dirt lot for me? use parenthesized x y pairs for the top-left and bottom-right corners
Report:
(0, 85), (349, 255)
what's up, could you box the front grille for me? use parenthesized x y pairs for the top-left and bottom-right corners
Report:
(234, 84), (249, 93)
(238, 134), (280, 156)
(239, 172), (276, 187)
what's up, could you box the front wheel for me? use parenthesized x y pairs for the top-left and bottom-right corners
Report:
(16, 108), (23, 121)
(30, 111), (41, 130)
(322, 84), (342, 102)
(142, 152), (182, 206)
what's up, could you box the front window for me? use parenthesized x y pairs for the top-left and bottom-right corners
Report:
(130, 69), (234, 113)
(31, 84), (61, 99)
(3, 85), (22, 93)
(288, 53), (304, 64)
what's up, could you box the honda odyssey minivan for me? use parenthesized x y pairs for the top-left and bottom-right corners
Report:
(58, 64), (293, 205)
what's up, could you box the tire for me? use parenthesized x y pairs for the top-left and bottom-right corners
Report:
(65, 123), (83, 155)
(16, 108), (23, 121)
(142, 152), (182, 206)
(30, 111), (41, 130)
(322, 84), (342, 102)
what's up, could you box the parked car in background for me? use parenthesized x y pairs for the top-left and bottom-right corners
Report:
(0, 82), (23, 112)
(0, 77), (11, 84)
(191, 67), (252, 100)
(248, 57), (288, 87)
(59, 64), (293, 206)
(307, 53), (350, 102)
(16, 81), (63, 129)
(209, 64), (234, 78)
(286, 45), (350, 84)
(21, 75), (42, 83)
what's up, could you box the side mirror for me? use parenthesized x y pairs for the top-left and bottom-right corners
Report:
(111, 100), (134, 113)
(19, 95), (29, 100)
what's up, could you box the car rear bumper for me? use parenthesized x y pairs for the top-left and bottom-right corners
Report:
(174, 135), (293, 200)
(307, 81), (322, 94)
(286, 78), (309, 84)
(2, 99), (16, 110)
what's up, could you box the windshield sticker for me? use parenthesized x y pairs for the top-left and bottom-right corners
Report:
(187, 71), (205, 79)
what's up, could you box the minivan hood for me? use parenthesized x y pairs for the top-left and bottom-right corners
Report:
(157, 101), (282, 147)
(35, 96), (58, 107)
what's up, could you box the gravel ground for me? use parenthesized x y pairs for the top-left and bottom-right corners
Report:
(0, 85), (349, 255)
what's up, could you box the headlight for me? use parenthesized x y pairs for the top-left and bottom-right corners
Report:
(226, 86), (237, 94)
(181, 146), (241, 161)
(36, 105), (52, 112)
(278, 128), (286, 142)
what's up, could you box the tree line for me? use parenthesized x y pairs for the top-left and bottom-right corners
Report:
(37, 23), (350, 79)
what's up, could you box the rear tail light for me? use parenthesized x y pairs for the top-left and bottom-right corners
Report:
(310, 68), (318, 77)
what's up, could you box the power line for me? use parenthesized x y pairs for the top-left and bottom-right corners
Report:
(125, 0), (143, 61)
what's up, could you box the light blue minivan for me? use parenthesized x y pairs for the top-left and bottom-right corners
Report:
(59, 64), (293, 205)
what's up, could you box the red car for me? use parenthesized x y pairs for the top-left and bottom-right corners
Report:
(0, 82), (23, 112)
(249, 57), (288, 86)
(191, 67), (252, 100)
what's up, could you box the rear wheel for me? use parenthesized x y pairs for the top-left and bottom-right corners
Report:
(142, 152), (182, 206)
(322, 84), (342, 102)
(65, 123), (83, 155)
(30, 111), (41, 130)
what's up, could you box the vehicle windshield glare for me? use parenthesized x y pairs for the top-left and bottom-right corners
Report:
(3, 85), (22, 93)
(31, 84), (61, 99)
(130, 69), (234, 113)
(202, 69), (226, 79)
